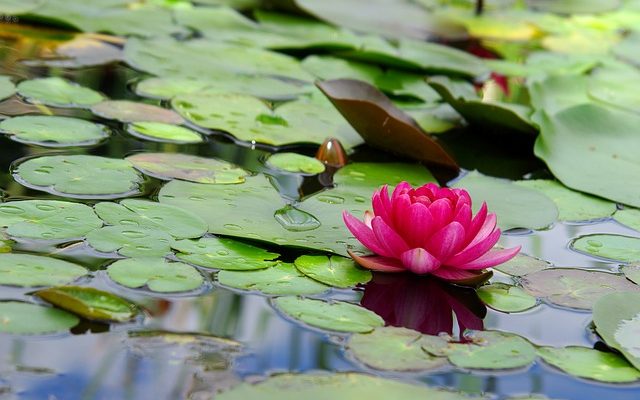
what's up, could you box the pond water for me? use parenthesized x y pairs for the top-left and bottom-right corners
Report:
(0, 3), (640, 400)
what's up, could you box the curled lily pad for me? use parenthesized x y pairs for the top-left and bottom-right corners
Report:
(0, 301), (79, 334)
(477, 283), (537, 313)
(520, 268), (639, 310)
(217, 263), (329, 295)
(16, 77), (104, 108)
(94, 199), (207, 239)
(347, 326), (447, 371)
(107, 258), (204, 293)
(0, 115), (110, 147)
(266, 153), (325, 174)
(614, 208), (640, 232)
(0, 253), (87, 287)
(0, 75), (16, 101)
(538, 346), (640, 383)
(91, 100), (184, 124)
(494, 252), (551, 277)
(127, 122), (203, 144)
(293, 255), (371, 288)
(14, 155), (144, 199)
(570, 234), (640, 263)
(126, 153), (248, 184)
(0, 200), (102, 240)
(87, 225), (173, 258)
(621, 264), (640, 285)
(593, 292), (640, 371)
(172, 237), (278, 271)
(273, 297), (384, 333)
(34, 286), (138, 322)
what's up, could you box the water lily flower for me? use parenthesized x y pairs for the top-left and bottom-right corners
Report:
(343, 182), (520, 283)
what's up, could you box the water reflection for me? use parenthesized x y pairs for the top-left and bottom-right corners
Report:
(360, 274), (486, 336)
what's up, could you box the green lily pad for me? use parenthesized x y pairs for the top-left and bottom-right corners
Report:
(614, 208), (640, 232)
(375, 70), (441, 103)
(127, 122), (202, 144)
(477, 283), (538, 313)
(0, 75), (16, 101)
(527, 0), (621, 14)
(217, 263), (329, 295)
(16, 77), (104, 108)
(0, 301), (79, 334)
(91, 100), (184, 124)
(107, 258), (204, 293)
(0, 253), (87, 287)
(14, 155), (144, 198)
(347, 326), (447, 371)
(520, 268), (639, 310)
(293, 255), (371, 288)
(493, 252), (551, 277)
(0, 0), (44, 14)
(593, 292), (640, 371)
(274, 297), (384, 333)
(34, 286), (138, 322)
(0, 115), (110, 147)
(588, 64), (640, 114)
(528, 74), (590, 116)
(453, 171), (558, 230)
(95, 199), (207, 239)
(173, 237), (279, 271)
(0, 200), (102, 240)
(301, 55), (381, 84)
(621, 264), (640, 285)
(571, 234), (640, 263)
(126, 153), (248, 184)
(537, 346), (640, 383)
(86, 225), (173, 258)
(266, 153), (325, 174)
(515, 180), (616, 222)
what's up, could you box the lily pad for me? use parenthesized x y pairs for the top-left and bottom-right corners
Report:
(126, 153), (248, 184)
(172, 237), (279, 271)
(494, 253), (551, 277)
(570, 234), (640, 263)
(217, 263), (329, 295)
(537, 346), (640, 383)
(127, 122), (202, 144)
(91, 100), (183, 124)
(0, 75), (16, 101)
(621, 264), (640, 285)
(593, 292), (640, 370)
(477, 283), (538, 313)
(453, 171), (559, 230)
(0, 0), (44, 15)
(526, 0), (621, 14)
(34, 286), (138, 322)
(0, 200), (102, 240)
(614, 208), (640, 232)
(107, 258), (204, 293)
(301, 55), (381, 84)
(375, 70), (441, 103)
(515, 180), (616, 222)
(0, 253), (87, 287)
(274, 297), (384, 333)
(347, 326), (447, 371)
(520, 268), (639, 310)
(94, 199), (207, 240)
(265, 153), (325, 174)
(293, 255), (371, 288)
(0, 301), (79, 334)
(37, 36), (123, 68)
(14, 155), (144, 198)
(86, 225), (173, 258)
(16, 77), (104, 108)
(0, 115), (110, 147)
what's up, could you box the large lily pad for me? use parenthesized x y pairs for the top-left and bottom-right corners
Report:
(520, 268), (639, 310)
(127, 122), (203, 144)
(0, 301), (79, 334)
(0, 75), (16, 101)
(91, 100), (183, 124)
(172, 237), (279, 271)
(494, 252), (551, 277)
(452, 171), (558, 230)
(0, 200), (101, 240)
(14, 155), (144, 198)
(293, 255), (371, 288)
(274, 297), (384, 333)
(302, 56), (381, 84)
(477, 283), (538, 313)
(86, 225), (173, 258)
(614, 208), (640, 232)
(0, 115), (110, 147)
(0, 253), (87, 287)
(16, 77), (104, 108)
(265, 153), (325, 174)
(593, 292), (640, 370)
(34, 286), (138, 322)
(621, 264), (640, 285)
(347, 326), (447, 371)
(126, 153), (248, 184)
(537, 346), (640, 383)
(570, 234), (640, 263)
(107, 258), (204, 293)
(217, 263), (329, 295)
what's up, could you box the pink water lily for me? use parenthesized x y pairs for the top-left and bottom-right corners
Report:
(343, 182), (520, 283)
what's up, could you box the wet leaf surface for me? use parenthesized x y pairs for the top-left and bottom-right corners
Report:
(173, 237), (279, 271)
(593, 292), (640, 371)
(107, 258), (204, 293)
(218, 263), (329, 296)
(477, 283), (538, 313)
(266, 153), (325, 175)
(87, 225), (174, 258)
(126, 122), (202, 144)
(571, 234), (640, 263)
(293, 255), (371, 288)
(91, 100), (184, 124)
(0, 253), (87, 287)
(0, 115), (109, 147)
(0, 301), (79, 334)
(16, 77), (104, 108)
(35, 286), (138, 322)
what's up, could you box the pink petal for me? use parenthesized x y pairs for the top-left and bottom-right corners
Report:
(456, 246), (521, 270)
(453, 203), (472, 231)
(372, 186), (392, 224)
(391, 193), (412, 232)
(428, 198), (453, 230)
(342, 211), (391, 257)
(348, 250), (406, 272)
(425, 221), (466, 261)
(363, 210), (374, 228)
(391, 181), (412, 202)
(403, 203), (434, 247)
(467, 213), (497, 248)
(445, 228), (501, 267)
(400, 248), (441, 274)
(371, 216), (410, 257)
(430, 267), (482, 281)
(464, 202), (488, 244)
